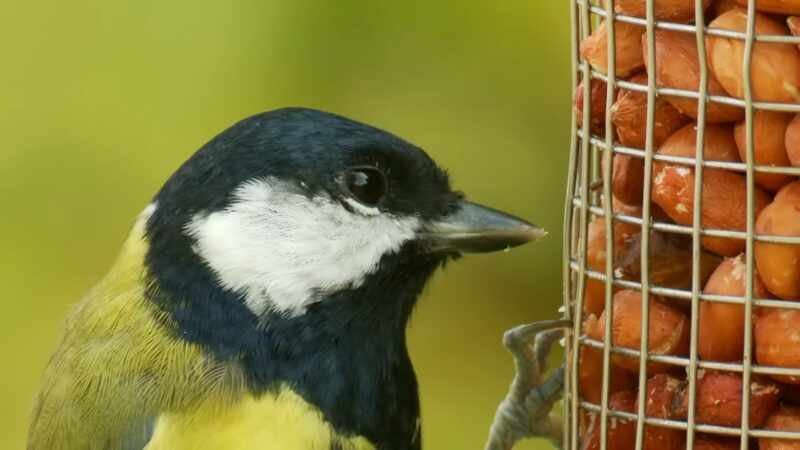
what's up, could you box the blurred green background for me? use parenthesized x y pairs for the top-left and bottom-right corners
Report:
(0, 0), (571, 448)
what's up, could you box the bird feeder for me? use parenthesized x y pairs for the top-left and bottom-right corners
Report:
(563, 0), (800, 449)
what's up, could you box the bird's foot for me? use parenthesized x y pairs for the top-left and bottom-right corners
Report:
(485, 319), (572, 450)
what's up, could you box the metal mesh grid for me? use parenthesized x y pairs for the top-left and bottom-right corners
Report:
(563, 1), (800, 449)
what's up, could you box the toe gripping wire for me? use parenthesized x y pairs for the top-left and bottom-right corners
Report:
(485, 319), (572, 450)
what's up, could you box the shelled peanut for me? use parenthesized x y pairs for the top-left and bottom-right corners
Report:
(578, 341), (638, 404)
(756, 307), (800, 384)
(574, 2), (800, 448)
(761, 405), (800, 449)
(791, 16), (800, 45)
(733, 111), (795, 191)
(693, 436), (740, 450)
(625, 370), (778, 447)
(574, 79), (608, 137)
(580, 20), (645, 77)
(713, 0), (743, 17)
(581, 391), (637, 450)
(646, 29), (744, 122)
(612, 73), (690, 151)
(788, 114), (800, 165)
(585, 289), (690, 374)
(601, 0), (714, 21)
(639, 374), (685, 450)
(583, 215), (640, 316)
(755, 181), (800, 300)
(707, 10), (800, 103)
(731, 0), (800, 19)
(652, 123), (771, 256)
(581, 197), (673, 316)
(698, 254), (772, 361)
(614, 228), (722, 290)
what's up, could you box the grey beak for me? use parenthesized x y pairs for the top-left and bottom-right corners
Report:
(420, 201), (546, 254)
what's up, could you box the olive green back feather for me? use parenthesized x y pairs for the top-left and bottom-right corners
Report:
(28, 208), (247, 450)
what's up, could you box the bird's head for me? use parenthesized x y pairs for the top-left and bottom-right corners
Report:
(144, 108), (544, 324)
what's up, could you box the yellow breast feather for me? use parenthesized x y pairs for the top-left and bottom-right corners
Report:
(145, 386), (375, 450)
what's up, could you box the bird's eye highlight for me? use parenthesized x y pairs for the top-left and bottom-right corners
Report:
(345, 167), (387, 205)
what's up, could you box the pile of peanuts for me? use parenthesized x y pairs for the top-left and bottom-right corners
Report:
(573, 0), (800, 449)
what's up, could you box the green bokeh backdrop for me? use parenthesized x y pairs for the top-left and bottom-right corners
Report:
(0, 1), (571, 448)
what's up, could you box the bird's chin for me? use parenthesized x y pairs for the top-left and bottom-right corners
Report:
(406, 242), (459, 262)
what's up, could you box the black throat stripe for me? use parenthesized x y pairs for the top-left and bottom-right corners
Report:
(144, 241), (439, 449)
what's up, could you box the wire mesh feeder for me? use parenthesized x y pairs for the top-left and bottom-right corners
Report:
(563, 1), (800, 450)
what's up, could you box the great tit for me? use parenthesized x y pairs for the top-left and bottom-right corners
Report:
(29, 107), (544, 450)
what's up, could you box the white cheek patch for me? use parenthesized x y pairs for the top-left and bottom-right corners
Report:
(185, 177), (420, 316)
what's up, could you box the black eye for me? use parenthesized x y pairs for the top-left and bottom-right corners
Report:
(345, 167), (387, 205)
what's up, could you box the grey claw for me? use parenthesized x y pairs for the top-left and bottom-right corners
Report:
(503, 319), (572, 351)
(486, 319), (570, 450)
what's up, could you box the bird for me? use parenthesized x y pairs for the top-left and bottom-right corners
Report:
(28, 107), (545, 450)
